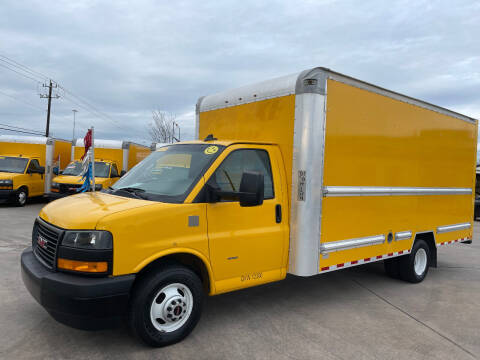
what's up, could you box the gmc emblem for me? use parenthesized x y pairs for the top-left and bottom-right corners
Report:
(37, 235), (48, 250)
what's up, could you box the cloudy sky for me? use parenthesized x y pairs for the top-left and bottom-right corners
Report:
(0, 0), (479, 146)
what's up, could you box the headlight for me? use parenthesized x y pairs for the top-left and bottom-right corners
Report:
(62, 231), (113, 249)
(94, 184), (103, 190)
(51, 182), (59, 189)
(0, 179), (13, 185)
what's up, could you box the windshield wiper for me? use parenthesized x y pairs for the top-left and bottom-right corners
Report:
(112, 187), (148, 200)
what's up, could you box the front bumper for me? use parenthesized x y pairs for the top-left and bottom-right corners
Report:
(0, 189), (14, 200)
(21, 247), (135, 330)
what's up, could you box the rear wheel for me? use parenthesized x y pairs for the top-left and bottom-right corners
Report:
(398, 240), (430, 283)
(128, 264), (204, 347)
(14, 187), (28, 207)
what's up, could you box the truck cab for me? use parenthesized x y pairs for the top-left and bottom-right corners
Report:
(0, 155), (45, 206)
(50, 159), (122, 196)
(21, 141), (288, 345)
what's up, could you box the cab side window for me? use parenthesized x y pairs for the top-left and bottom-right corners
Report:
(28, 159), (41, 172)
(111, 164), (119, 177)
(213, 149), (274, 199)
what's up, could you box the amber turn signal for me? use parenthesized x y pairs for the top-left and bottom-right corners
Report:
(57, 258), (108, 273)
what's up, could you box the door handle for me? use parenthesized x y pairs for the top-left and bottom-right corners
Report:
(275, 204), (282, 223)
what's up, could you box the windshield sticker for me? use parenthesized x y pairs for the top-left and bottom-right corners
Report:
(204, 146), (219, 155)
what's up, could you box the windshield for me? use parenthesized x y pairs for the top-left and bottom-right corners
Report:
(110, 144), (224, 203)
(0, 156), (29, 173)
(62, 161), (111, 178)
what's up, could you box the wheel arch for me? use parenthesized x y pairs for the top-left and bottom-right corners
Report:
(133, 248), (215, 295)
(412, 231), (437, 267)
(17, 184), (29, 193)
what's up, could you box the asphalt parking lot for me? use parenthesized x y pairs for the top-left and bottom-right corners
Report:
(0, 199), (479, 360)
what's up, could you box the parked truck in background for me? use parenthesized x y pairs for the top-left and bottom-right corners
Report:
(49, 139), (150, 197)
(0, 135), (70, 206)
(21, 67), (477, 347)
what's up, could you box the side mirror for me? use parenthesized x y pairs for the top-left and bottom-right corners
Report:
(120, 170), (126, 177)
(238, 171), (264, 207)
(27, 167), (44, 174)
(53, 167), (59, 175)
(205, 171), (264, 206)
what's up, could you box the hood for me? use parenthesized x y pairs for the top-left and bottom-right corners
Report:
(0, 172), (22, 180)
(53, 175), (83, 184)
(53, 175), (111, 185)
(39, 192), (155, 229)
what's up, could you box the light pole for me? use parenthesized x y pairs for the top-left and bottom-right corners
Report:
(72, 109), (78, 140)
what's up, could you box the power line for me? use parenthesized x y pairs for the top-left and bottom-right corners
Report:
(0, 126), (45, 136)
(1, 54), (146, 138)
(0, 122), (44, 135)
(60, 92), (145, 136)
(0, 89), (45, 111)
(58, 86), (123, 127)
(0, 62), (42, 83)
(0, 57), (48, 82)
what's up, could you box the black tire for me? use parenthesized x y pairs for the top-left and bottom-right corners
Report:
(13, 187), (28, 207)
(128, 264), (204, 347)
(384, 257), (401, 279)
(398, 240), (430, 283)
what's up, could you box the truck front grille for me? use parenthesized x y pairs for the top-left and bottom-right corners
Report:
(32, 219), (62, 269)
(59, 183), (82, 194)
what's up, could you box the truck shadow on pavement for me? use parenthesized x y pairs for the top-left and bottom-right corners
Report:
(0, 196), (49, 207)
(16, 262), (392, 354)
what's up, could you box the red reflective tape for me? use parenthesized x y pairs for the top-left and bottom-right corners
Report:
(388, 253), (393, 256)
(398, 251), (403, 254)
(376, 255), (383, 259)
(337, 263), (344, 268)
(364, 258), (370, 261)
(351, 260), (358, 265)
(321, 266), (330, 271)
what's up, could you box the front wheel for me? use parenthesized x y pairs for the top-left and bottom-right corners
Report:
(128, 264), (204, 347)
(398, 240), (430, 283)
(14, 187), (28, 207)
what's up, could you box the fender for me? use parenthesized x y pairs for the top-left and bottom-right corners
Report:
(133, 247), (216, 295)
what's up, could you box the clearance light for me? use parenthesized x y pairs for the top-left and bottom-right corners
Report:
(58, 258), (108, 273)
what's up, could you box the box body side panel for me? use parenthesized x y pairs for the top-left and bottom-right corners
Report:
(319, 79), (476, 270)
(0, 143), (47, 165)
(199, 94), (296, 199)
(128, 144), (150, 170)
(53, 140), (72, 169)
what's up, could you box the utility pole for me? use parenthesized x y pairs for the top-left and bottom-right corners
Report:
(40, 80), (59, 137)
(72, 109), (78, 140)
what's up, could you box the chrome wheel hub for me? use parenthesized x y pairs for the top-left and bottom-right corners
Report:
(18, 191), (26, 205)
(150, 283), (193, 333)
(414, 248), (427, 276)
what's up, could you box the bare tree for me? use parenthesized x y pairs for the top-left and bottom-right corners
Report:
(148, 110), (178, 143)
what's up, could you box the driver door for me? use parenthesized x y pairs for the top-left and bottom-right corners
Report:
(26, 159), (43, 196)
(205, 145), (288, 293)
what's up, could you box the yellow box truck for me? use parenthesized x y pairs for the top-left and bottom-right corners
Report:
(0, 135), (70, 206)
(21, 68), (477, 346)
(49, 139), (149, 197)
